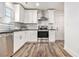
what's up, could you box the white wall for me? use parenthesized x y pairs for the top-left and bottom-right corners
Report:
(3, 2), (15, 23)
(64, 2), (79, 57)
(0, 3), (5, 17)
(0, 3), (15, 32)
(55, 11), (64, 40)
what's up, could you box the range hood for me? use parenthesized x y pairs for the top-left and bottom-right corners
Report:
(38, 10), (48, 21)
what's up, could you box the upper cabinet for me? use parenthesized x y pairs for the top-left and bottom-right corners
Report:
(0, 3), (14, 24)
(48, 10), (55, 23)
(14, 4), (24, 23)
(24, 10), (37, 23)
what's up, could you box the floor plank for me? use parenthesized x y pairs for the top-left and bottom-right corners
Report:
(13, 41), (71, 57)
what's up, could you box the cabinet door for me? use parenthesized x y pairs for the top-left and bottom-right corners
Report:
(48, 10), (55, 23)
(25, 31), (37, 42)
(19, 5), (24, 23)
(14, 4), (24, 23)
(32, 10), (37, 23)
(24, 10), (30, 23)
(25, 31), (30, 42)
(14, 5), (20, 22)
(21, 31), (26, 45)
(24, 10), (37, 23)
(29, 31), (37, 42)
(13, 32), (21, 53)
(18, 31), (24, 47)
(28, 11), (33, 23)
(13, 31), (26, 53)
(49, 30), (55, 42)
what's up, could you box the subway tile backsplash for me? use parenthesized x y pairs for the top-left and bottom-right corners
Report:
(14, 23), (38, 29)
(25, 24), (38, 29)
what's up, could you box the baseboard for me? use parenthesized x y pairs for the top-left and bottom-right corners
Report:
(64, 47), (79, 57)
(26, 41), (37, 43)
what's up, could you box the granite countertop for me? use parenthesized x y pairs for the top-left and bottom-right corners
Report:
(0, 28), (56, 34)
(0, 29), (38, 34)
(0, 31), (13, 34)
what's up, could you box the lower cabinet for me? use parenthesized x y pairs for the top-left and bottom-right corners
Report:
(0, 30), (37, 56)
(13, 31), (26, 53)
(0, 30), (55, 56)
(13, 30), (37, 53)
(25, 31), (37, 42)
(14, 31), (20, 53)
(0, 33), (13, 57)
(49, 30), (55, 42)
(29, 31), (37, 42)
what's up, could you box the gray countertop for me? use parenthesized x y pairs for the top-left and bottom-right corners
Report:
(0, 29), (37, 34)
(0, 29), (56, 34)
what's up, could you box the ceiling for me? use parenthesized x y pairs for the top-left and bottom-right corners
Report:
(21, 2), (64, 11)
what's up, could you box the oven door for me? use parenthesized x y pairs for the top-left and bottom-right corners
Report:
(38, 31), (49, 38)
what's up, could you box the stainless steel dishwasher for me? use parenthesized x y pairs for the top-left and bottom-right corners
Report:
(0, 32), (13, 57)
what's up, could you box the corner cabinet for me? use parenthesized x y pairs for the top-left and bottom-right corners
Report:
(48, 10), (55, 23)
(14, 4), (24, 23)
(13, 31), (26, 53)
(24, 10), (37, 23)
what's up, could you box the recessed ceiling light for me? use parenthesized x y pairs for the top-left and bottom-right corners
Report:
(36, 3), (39, 7)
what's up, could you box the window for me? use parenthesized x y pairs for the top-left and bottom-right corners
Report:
(5, 7), (12, 23)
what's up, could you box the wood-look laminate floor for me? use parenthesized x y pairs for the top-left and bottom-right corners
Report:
(13, 41), (71, 57)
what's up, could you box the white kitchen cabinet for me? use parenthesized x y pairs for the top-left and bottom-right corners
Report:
(13, 31), (26, 53)
(25, 31), (37, 42)
(24, 10), (37, 23)
(13, 30), (37, 53)
(25, 31), (30, 42)
(20, 5), (24, 23)
(48, 10), (55, 23)
(49, 30), (55, 42)
(13, 31), (21, 53)
(14, 4), (24, 23)
(30, 31), (37, 42)
(45, 10), (48, 18)
(22, 31), (27, 44)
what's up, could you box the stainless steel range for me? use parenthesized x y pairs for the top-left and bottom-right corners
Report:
(38, 26), (49, 38)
